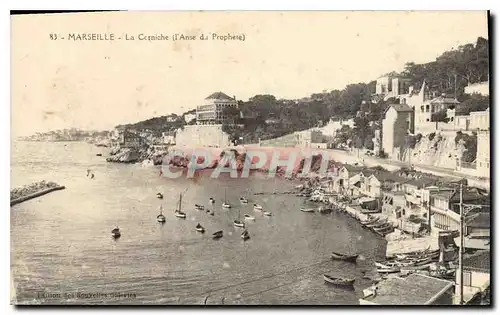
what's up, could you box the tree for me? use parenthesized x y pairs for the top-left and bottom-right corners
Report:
(222, 106), (241, 124)
(431, 109), (448, 122)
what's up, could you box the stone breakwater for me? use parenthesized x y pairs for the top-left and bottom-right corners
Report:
(10, 181), (65, 206)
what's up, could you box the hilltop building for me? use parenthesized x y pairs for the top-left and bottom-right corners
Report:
(375, 72), (412, 101)
(196, 92), (238, 125)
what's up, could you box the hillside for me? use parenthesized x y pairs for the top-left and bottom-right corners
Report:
(118, 37), (489, 147)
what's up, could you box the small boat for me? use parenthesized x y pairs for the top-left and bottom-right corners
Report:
(195, 223), (205, 233)
(300, 207), (315, 213)
(240, 197), (249, 204)
(96, 153), (102, 156)
(375, 261), (398, 268)
(174, 193), (187, 218)
(111, 227), (121, 238)
(263, 211), (272, 216)
(195, 204), (205, 210)
(365, 219), (386, 228)
(222, 189), (231, 208)
(244, 214), (255, 220)
(241, 230), (250, 241)
(212, 230), (223, 239)
(323, 274), (355, 287)
(318, 206), (332, 214)
(157, 193), (164, 199)
(377, 266), (400, 274)
(331, 252), (358, 263)
(157, 205), (166, 223)
(233, 220), (245, 228)
(209, 211), (215, 216)
(253, 204), (263, 211)
(209, 198), (215, 204)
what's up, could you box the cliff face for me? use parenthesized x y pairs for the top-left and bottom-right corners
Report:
(402, 132), (459, 169)
(106, 148), (141, 163)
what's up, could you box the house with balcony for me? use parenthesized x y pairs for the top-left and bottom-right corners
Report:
(402, 177), (439, 217)
(381, 190), (406, 226)
(455, 250), (490, 305)
(430, 188), (489, 232)
(332, 165), (365, 194)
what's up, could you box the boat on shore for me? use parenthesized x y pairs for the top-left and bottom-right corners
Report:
(195, 223), (205, 233)
(323, 274), (355, 287)
(263, 211), (272, 216)
(212, 230), (223, 239)
(331, 252), (358, 263)
(365, 218), (386, 228)
(377, 266), (400, 274)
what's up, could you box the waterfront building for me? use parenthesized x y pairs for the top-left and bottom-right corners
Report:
(430, 188), (488, 232)
(332, 165), (364, 194)
(196, 92), (238, 125)
(119, 130), (143, 149)
(381, 190), (406, 226)
(402, 177), (438, 217)
(359, 274), (454, 305)
(381, 104), (414, 160)
(175, 124), (231, 148)
(162, 131), (176, 145)
(476, 130), (490, 178)
(454, 250), (490, 305)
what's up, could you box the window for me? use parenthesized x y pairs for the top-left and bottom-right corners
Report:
(426, 105), (430, 112)
(402, 209), (406, 215)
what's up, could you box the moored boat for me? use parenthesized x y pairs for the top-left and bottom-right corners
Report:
(157, 193), (164, 199)
(253, 203), (263, 211)
(195, 204), (205, 210)
(209, 198), (215, 204)
(233, 220), (245, 228)
(244, 214), (255, 220)
(212, 230), (223, 239)
(365, 218), (387, 228)
(174, 193), (187, 218)
(300, 207), (315, 213)
(222, 189), (231, 208)
(157, 205), (166, 223)
(331, 251), (358, 263)
(323, 274), (355, 287)
(195, 223), (205, 233)
(241, 229), (250, 241)
(111, 227), (121, 238)
(263, 211), (272, 216)
(240, 197), (249, 204)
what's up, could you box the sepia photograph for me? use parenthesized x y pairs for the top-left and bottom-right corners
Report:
(10, 10), (491, 306)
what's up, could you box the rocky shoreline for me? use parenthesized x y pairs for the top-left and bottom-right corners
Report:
(11, 181), (65, 206)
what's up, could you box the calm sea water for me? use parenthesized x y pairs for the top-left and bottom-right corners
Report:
(11, 141), (387, 305)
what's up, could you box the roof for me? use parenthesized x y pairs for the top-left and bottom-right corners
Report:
(371, 171), (408, 183)
(342, 164), (365, 173)
(205, 92), (234, 100)
(463, 250), (490, 272)
(466, 213), (490, 228)
(361, 274), (454, 305)
(377, 71), (401, 79)
(404, 177), (438, 188)
(384, 104), (413, 115)
(430, 96), (460, 105)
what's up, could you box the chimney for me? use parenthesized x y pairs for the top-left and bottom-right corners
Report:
(233, 95), (236, 100)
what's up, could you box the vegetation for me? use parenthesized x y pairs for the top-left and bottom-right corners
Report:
(118, 37), (488, 149)
(455, 131), (478, 163)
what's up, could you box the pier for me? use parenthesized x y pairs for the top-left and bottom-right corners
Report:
(10, 181), (65, 206)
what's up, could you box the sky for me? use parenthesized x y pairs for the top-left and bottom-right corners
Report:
(11, 11), (488, 137)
